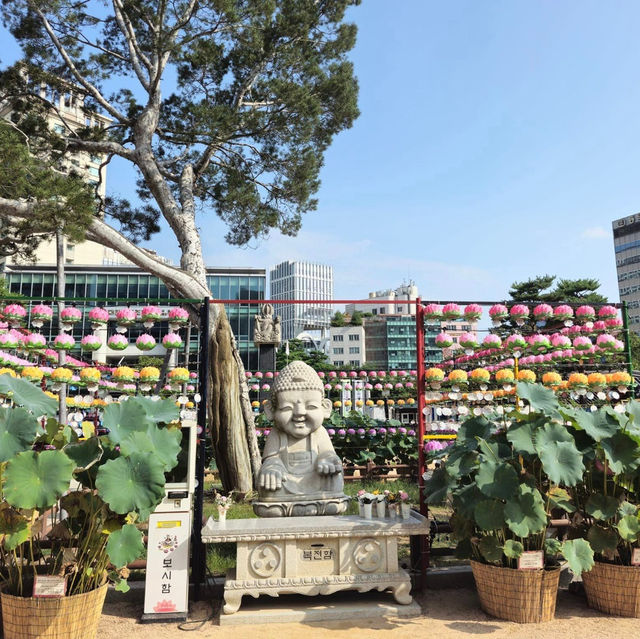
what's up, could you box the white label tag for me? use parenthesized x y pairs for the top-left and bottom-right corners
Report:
(632, 548), (640, 566)
(517, 550), (544, 570)
(33, 576), (67, 598)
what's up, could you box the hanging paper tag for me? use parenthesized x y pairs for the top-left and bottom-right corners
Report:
(517, 551), (544, 570)
(33, 575), (67, 598)
(631, 549), (640, 566)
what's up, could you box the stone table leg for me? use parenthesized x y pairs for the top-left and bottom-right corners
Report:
(223, 590), (243, 614)
(393, 581), (413, 605)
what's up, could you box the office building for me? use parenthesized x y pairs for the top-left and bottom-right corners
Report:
(613, 214), (640, 327)
(329, 325), (366, 368)
(270, 261), (333, 341)
(345, 281), (418, 317)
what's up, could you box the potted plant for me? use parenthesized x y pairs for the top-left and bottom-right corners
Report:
(560, 399), (640, 616)
(0, 373), (182, 639)
(425, 382), (595, 623)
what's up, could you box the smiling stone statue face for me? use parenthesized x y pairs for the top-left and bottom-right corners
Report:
(271, 389), (331, 439)
(253, 361), (349, 517)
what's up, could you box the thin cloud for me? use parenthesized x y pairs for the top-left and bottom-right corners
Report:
(581, 227), (610, 240)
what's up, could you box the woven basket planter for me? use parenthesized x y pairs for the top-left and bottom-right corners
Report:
(471, 560), (560, 623)
(0, 584), (107, 639)
(583, 561), (640, 617)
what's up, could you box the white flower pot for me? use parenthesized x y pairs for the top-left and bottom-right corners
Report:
(388, 504), (397, 520)
(375, 500), (386, 518)
(362, 502), (372, 519)
(358, 502), (364, 517)
(218, 506), (227, 522)
(401, 502), (411, 520)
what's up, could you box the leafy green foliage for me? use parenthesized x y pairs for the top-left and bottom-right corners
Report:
(585, 494), (619, 521)
(503, 539), (524, 559)
(587, 525), (618, 553)
(616, 515), (640, 542)
(538, 440), (584, 486)
(475, 461), (519, 500)
(516, 382), (560, 418)
(561, 539), (595, 577)
(474, 500), (505, 531)
(0, 406), (41, 463)
(504, 484), (548, 537)
(0, 374), (58, 416)
(106, 524), (145, 569)
(478, 535), (503, 563)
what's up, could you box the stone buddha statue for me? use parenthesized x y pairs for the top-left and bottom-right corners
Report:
(253, 360), (349, 517)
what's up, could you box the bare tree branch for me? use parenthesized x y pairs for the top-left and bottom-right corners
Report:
(112, 0), (152, 89)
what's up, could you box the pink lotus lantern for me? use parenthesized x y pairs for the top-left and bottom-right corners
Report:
(390, 370), (398, 377)
(364, 383), (373, 390)
(551, 334), (571, 350)
(554, 305), (574, 325)
(509, 304), (529, 325)
(529, 334), (550, 353)
(60, 307), (82, 327)
(255, 371), (264, 379)
(596, 334), (617, 352)
(317, 371), (325, 378)
(482, 334), (502, 349)
(141, 305), (162, 327)
(374, 383), (383, 390)
(533, 304), (553, 322)
(329, 371), (337, 378)
(88, 307), (109, 327)
(163, 333), (183, 350)
(0, 332), (19, 349)
(435, 332), (453, 348)
(598, 305), (618, 320)
(592, 320), (607, 333)
(31, 304), (53, 327)
(576, 305), (596, 322)
(459, 332), (479, 351)
(245, 371), (253, 378)
(265, 371), (274, 378)
(349, 371), (357, 378)
(24, 333), (46, 350)
(115, 308), (137, 328)
(251, 384), (260, 391)
(261, 384), (270, 390)
(136, 334), (157, 351)
(423, 303), (442, 321)
(53, 334), (75, 351)
(464, 304), (482, 322)
(108, 334), (128, 351)
(489, 304), (509, 324)
(3, 304), (26, 325)
(505, 334), (526, 353)
(368, 371), (377, 378)
(572, 336), (592, 352)
(442, 303), (462, 321)
(605, 318), (623, 332)
(339, 371), (347, 378)
(378, 371), (386, 377)
(81, 335), (102, 351)
(324, 383), (331, 390)
(168, 307), (190, 328)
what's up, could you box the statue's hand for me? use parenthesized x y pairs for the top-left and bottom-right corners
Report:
(316, 454), (342, 476)
(259, 466), (284, 491)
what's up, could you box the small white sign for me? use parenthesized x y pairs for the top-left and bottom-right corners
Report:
(632, 549), (640, 566)
(517, 551), (544, 570)
(33, 576), (67, 598)
(143, 511), (191, 616)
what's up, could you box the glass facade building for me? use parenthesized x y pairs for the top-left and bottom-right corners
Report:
(1, 264), (266, 369)
(614, 214), (640, 328)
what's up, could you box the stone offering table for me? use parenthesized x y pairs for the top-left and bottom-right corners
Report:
(201, 512), (429, 615)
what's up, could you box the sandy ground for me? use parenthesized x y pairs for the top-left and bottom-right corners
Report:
(98, 585), (640, 639)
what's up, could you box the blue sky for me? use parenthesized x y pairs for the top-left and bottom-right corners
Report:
(3, 1), (638, 302)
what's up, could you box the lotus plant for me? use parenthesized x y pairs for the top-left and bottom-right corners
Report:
(0, 374), (182, 597)
(107, 334), (128, 350)
(136, 334), (157, 351)
(88, 307), (109, 327)
(533, 303), (554, 322)
(489, 304), (509, 324)
(423, 303), (442, 321)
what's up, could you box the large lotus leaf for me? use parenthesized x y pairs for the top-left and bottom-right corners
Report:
(74, 444), (119, 490)
(478, 535), (503, 563)
(538, 440), (584, 486)
(131, 397), (180, 425)
(451, 483), (483, 518)
(455, 538), (473, 559)
(516, 382), (560, 417)
(474, 499), (505, 531)
(566, 408), (621, 443)
(0, 375), (57, 416)
(601, 432), (640, 474)
(535, 423), (574, 449)
(106, 523), (145, 568)
(118, 427), (182, 472)
(0, 504), (31, 550)
(475, 461), (519, 500)
(625, 401), (640, 435)
(506, 421), (537, 456)
(548, 486), (576, 513)
(424, 466), (456, 504)
(616, 515), (640, 542)
(449, 512), (474, 540)
(63, 437), (103, 472)
(585, 493), (619, 521)
(619, 501), (638, 517)
(504, 484), (547, 537)
(95, 454), (166, 514)
(0, 406), (41, 463)
(4, 450), (74, 509)
(544, 538), (562, 557)
(477, 437), (512, 461)
(102, 401), (151, 445)
(587, 525), (619, 553)
(571, 428), (598, 459)
(446, 448), (478, 476)
(503, 539), (524, 559)
(561, 538), (594, 577)
(456, 416), (492, 449)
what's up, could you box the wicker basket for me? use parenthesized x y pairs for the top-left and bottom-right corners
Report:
(471, 560), (560, 623)
(583, 561), (640, 617)
(0, 584), (107, 639)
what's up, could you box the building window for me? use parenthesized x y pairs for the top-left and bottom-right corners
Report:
(333, 347), (344, 354)
(348, 334), (359, 341)
(333, 334), (344, 341)
(335, 360), (343, 366)
(350, 360), (359, 365)
(349, 347), (359, 354)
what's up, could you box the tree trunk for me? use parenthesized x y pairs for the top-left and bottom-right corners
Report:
(207, 306), (261, 493)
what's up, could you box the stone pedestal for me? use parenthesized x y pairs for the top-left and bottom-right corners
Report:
(201, 512), (428, 615)
(257, 344), (276, 372)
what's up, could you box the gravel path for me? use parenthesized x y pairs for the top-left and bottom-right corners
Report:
(98, 587), (640, 639)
